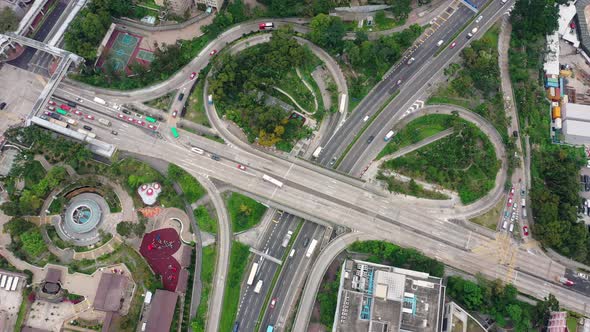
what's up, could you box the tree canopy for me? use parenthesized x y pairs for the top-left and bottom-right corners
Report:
(0, 7), (18, 33)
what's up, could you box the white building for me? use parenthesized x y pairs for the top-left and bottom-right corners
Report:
(563, 103), (590, 144)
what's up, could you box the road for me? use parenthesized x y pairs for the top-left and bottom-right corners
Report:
(330, 0), (515, 176)
(235, 212), (299, 332)
(260, 222), (324, 331)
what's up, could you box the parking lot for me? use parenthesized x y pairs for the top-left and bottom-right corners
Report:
(25, 300), (75, 332)
(0, 271), (25, 331)
(0, 65), (45, 134)
(565, 268), (590, 296)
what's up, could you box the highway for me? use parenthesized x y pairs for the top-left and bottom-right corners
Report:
(260, 222), (324, 330)
(235, 212), (299, 332)
(329, 0), (515, 176)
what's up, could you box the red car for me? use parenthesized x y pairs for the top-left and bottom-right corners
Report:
(190, 72), (197, 80)
(510, 187), (515, 195)
(46, 106), (55, 111)
(43, 111), (51, 115)
(73, 109), (83, 116)
(269, 298), (277, 309)
(118, 114), (125, 119)
(148, 124), (157, 130)
(209, 49), (218, 56)
(172, 110), (178, 118)
(48, 100), (56, 106)
(127, 117), (134, 122)
(449, 41), (457, 49)
(60, 104), (71, 111)
(137, 120), (145, 126)
(507, 197), (513, 207)
(85, 114), (94, 120)
(237, 164), (246, 171)
(522, 226), (529, 236)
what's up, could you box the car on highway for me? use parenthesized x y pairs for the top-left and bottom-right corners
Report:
(270, 298), (277, 309)
(501, 0), (507, 3)
(76, 97), (83, 103)
(407, 57), (415, 65)
(190, 72), (197, 80)
(122, 109), (131, 115)
(507, 197), (513, 207)
(148, 124), (157, 130)
(450, 41), (457, 49)
(73, 109), (83, 116)
(83, 125), (92, 131)
(303, 237), (310, 247)
(211, 154), (221, 161)
(437, 40), (444, 46)
(111, 130), (118, 135)
(85, 114), (94, 120)
(367, 136), (375, 144)
(172, 110), (178, 118)
(137, 120), (145, 126)
(191, 147), (204, 155)
(237, 164), (247, 171)
(476, 15), (483, 23)
(396, 79), (402, 86)
(118, 114), (125, 119)
(47, 106), (55, 111)
(48, 100), (56, 106)
(522, 226), (529, 236)
(209, 49), (218, 56)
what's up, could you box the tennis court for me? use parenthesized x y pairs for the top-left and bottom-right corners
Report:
(107, 32), (140, 71)
(137, 49), (155, 62)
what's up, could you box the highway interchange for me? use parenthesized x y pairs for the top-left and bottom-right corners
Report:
(6, 0), (590, 330)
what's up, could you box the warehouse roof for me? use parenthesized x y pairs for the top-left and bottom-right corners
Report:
(93, 273), (128, 312)
(145, 290), (178, 332)
(566, 103), (590, 121)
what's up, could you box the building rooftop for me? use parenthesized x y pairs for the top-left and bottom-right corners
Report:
(544, 32), (560, 76)
(565, 103), (590, 121)
(565, 119), (590, 136)
(93, 273), (128, 312)
(145, 290), (178, 332)
(333, 260), (444, 332)
(45, 268), (62, 284)
(547, 311), (568, 332)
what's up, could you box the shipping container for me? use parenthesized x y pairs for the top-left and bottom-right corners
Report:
(552, 106), (561, 119)
(554, 118), (562, 129)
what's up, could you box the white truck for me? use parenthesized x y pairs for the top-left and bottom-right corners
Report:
(384, 130), (395, 141)
(254, 280), (263, 293)
(312, 147), (322, 158)
(98, 118), (111, 126)
(66, 118), (78, 126)
(263, 174), (283, 188)
(306, 239), (318, 258)
(93, 97), (106, 105)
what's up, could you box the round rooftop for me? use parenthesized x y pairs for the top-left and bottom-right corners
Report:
(63, 197), (102, 234)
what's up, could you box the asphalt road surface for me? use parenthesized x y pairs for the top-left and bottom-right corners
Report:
(235, 212), (300, 332)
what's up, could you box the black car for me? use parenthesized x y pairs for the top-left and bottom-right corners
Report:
(67, 101), (77, 108)
(0, 102), (6, 110)
(83, 125), (92, 131)
(302, 237), (310, 247)
(178, 93), (185, 101)
(367, 136), (375, 144)
(122, 109), (131, 115)
(211, 154), (220, 161)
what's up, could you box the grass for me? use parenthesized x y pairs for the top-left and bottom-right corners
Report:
(470, 198), (504, 230)
(185, 74), (211, 127)
(192, 245), (216, 332)
(226, 192), (267, 233)
(382, 122), (500, 204)
(275, 69), (317, 113)
(194, 205), (218, 234)
(298, 66), (326, 118)
(376, 173), (449, 200)
(567, 316), (578, 332)
(426, 95), (473, 110)
(219, 242), (250, 332)
(168, 164), (207, 203)
(144, 91), (176, 110)
(14, 288), (31, 331)
(377, 114), (459, 159)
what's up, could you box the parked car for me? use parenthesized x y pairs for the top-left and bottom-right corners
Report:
(148, 124), (157, 130)
(73, 109), (83, 115)
(522, 226), (529, 236)
(190, 72), (197, 80)
(172, 110), (178, 118)
(111, 130), (118, 135)
(47, 106), (55, 111)
(48, 100), (56, 106)
(0, 102), (6, 110)
(118, 114), (125, 119)
(211, 154), (221, 161)
(83, 125), (92, 131)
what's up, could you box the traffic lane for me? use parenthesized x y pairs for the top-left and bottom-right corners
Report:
(263, 223), (322, 328)
(340, 2), (510, 174)
(565, 268), (590, 296)
(320, 4), (474, 166)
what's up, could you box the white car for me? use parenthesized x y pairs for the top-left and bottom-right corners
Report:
(476, 15), (483, 23)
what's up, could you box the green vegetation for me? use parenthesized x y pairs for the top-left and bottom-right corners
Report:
(275, 68), (318, 113)
(219, 242), (250, 332)
(382, 121), (500, 204)
(4, 219), (49, 262)
(376, 174), (449, 200)
(181, 248), (195, 332)
(0, 7), (18, 33)
(167, 164), (206, 203)
(447, 275), (561, 330)
(349, 240), (445, 277)
(191, 245), (216, 332)
(209, 27), (315, 147)
(20, 227), (47, 257)
(144, 91), (175, 110)
(508, 0), (590, 264)
(317, 269), (340, 329)
(185, 67), (211, 127)
(470, 198), (504, 230)
(226, 192), (267, 232)
(193, 205), (217, 234)
(308, 14), (423, 102)
(14, 288), (31, 331)
(377, 114), (458, 159)
(428, 24), (508, 141)
(115, 220), (146, 238)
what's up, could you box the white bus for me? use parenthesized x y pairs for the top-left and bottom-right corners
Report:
(10, 277), (18, 291)
(339, 94), (347, 113)
(93, 97), (106, 105)
(306, 239), (318, 258)
(254, 280), (263, 294)
(247, 262), (259, 286)
(312, 146), (322, 159)
(262, 174), (283, 188)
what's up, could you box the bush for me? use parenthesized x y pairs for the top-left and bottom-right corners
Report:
(226, 193), (267, 232)
(167, 164), (206, 203)
(20, 228), (47, 258)
(193, 205), (217, 234)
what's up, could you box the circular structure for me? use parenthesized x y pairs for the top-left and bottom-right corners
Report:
(64, 198), (102, 234)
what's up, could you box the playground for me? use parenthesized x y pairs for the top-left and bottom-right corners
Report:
(97, 30), (155, 74)
(139, 228), (182, 291)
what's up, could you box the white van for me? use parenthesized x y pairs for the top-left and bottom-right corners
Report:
(191, 147), (204, 155)
(289, 249), (295, 258)
(502, 220), (508, 230)
(437, 40), (444, 46)
(509, 223), (514, 232)
(363, 115), (369, 122)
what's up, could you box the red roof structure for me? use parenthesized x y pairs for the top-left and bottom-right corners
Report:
(139, 228), (184, 292)
(548, 311), (568, 332)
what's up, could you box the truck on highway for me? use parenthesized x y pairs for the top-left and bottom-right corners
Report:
(254, 280), (263, 293)
(66, 118), (78, 126)
(266, 326), (274, 332)
(384, 130), (395, 141)
(49, 118), (68, 128)
(98, 118), (111, 126)
(521, 198), (526, 208)
(558, 277), (574, 286)
(281, 230), (293, 248)
(306, 239), (318, 258)
(247, 262), (259, 286)
(93, 97), (106, 105)
(208, 94), (213, 105)
(259, 22), (274, 30)
(312, 146), (322, 158)
(77, 129), (96, 139)
(262, 174), (283, 188)
(467, 27), (479, 39)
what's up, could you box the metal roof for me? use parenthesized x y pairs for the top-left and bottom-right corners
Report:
(93, 273), (128, 312)
(145, 290), (178, 332)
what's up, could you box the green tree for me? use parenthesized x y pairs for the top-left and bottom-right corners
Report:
(309, 14), (345, 51)
(0, 7), (18, 33)
(20, 228), (47, 258)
